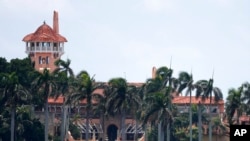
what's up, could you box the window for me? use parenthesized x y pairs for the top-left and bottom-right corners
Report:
(31, 42), (35, 47)
(42, 58), (46, 64)
(46, 56), (49, 64)
(39, 56), (42, 64)
(53, 43), (58, 47)
(212, 108), (217, 113)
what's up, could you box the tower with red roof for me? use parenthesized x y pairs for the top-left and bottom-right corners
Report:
(23, 11), (67, 72)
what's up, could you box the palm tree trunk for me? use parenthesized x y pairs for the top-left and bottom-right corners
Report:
(121, 110), (126, 141)
(101, 113), (105, 141)
(11, 107), (15, 141)
(198, 102), (202, 141)
(158, 121), (162, 141)
(161, 127), (164, 141)
(167, 100), (171, 141)
(167, 123), (170, 141)
(61, 104), (66, 141)
(189, 90), (192, 141)
(134, 118), (138, 141)
(209, 95), (212, 141)
(65, 105), (70, 140)
(86, 109), (89, 141)
(45, 100), (49, 141)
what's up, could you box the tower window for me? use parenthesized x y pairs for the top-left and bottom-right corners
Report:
(31, 42), (35, 47)
(46, 56), (49, 64)
(59, 43), (63, 47)
(39, 56), (42, 64)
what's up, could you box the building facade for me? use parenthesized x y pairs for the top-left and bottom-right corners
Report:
(22, 11), (225, 141)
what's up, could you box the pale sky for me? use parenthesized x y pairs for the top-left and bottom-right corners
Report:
(1, 0), (250, 100)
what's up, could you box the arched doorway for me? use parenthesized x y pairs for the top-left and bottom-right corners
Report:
(107, 124), (118, 141)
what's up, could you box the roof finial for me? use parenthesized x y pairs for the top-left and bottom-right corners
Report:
(43, 21), (46, 24)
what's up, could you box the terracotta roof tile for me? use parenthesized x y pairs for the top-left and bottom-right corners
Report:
(172, 96), (224, 105)
(48, 96), (64, 104)
(48, 89), (104, 104)
(239, 115), (250, 122)
(23, 22), (67, 42)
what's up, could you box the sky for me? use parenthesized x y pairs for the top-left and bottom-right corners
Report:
(0, 0), (250, 100)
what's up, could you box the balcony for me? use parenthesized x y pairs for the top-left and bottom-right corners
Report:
(25, 42), (64, 54)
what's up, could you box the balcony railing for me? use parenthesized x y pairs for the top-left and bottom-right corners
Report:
(26, 46), (64, 53)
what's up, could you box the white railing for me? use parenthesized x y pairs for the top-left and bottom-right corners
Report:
(26, 46), (64, 54)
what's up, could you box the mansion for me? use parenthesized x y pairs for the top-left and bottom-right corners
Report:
(22, 11), (225, 141)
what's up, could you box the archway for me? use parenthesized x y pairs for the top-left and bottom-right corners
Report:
(107, 124), (118, 141)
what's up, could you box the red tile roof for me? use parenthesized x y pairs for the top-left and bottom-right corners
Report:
(23, 22), (67, 42)
(172, 96), (224, 105)
(48, 96), (64, 104)
(48, 89), (104, 104)
(239, 115), (250, 122)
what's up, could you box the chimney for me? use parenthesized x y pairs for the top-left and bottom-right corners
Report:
(53, 11), (59, 34)
(152, 66), (157, 79)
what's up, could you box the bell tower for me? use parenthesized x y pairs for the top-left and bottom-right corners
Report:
(22, 11), (67, 72)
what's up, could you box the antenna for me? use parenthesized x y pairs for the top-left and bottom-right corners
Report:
(212, 68), (214, 79)
(169, 56), (172, 69)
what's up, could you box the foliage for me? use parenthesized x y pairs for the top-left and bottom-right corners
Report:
(0, 55), (245, 141)
(147, 125), (158, 141)
(69, 122), (80, 139)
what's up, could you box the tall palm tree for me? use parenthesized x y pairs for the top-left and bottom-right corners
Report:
(54, 59), (74, 77)
(68, 70), (99, 141)
(225, 87), (243, 124)
(141, 91), (173, 141)
(195, 79), (223, 141)
(92, 83), (111, 140)
(54, 58), (75, 141)
(132, 85), (144, 141)
(0, 72), (29, 141)
(106, 77), (141, 141)
(144, 66), (176, 141)
(241, 82), (250, 114)
(32, 68), (58, 141)
(177, 71), (194, 141)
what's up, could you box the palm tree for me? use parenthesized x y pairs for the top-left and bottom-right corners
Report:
(68, 70), (99, 141)
(54, 59), (74, 77)
(0, 72), (29, 141)
(132, 85), (144, 141)
(54, 58), (75, 141)
(143, 66), (176, 141)
(225, 87), (243, 124)
(195, 79), (223, 141)
(92, 83), (111, 140)
(177, 71), (194, 141)
(32, 68), (58, 141)
(141, 91), (173, 141)
(241, 82), (250, 114)
(106, 77), (141, 141)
